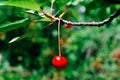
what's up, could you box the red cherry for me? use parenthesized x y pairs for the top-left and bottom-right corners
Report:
(52, 56), (67, 69)
(64, 23), (72, 28)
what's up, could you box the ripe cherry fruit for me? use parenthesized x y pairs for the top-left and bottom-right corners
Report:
(64, 23), (72, 28)
(52, 56), (67, 69)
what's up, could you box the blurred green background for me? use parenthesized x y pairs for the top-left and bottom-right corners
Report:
(0, 0), (120, 80)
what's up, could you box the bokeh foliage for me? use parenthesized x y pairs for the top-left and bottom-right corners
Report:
(0, 0), (120, 80)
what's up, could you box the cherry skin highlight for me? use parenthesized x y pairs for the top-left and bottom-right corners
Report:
(64, 23), (72, 28)
(52, 56), (67, 69)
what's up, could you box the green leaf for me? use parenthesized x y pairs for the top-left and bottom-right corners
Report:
(9, 27), (45, 43)
(39, 17), (51, 22)
(8, 31), (35, 43)
(0, 18), (29, 33)
(9, 29), (39, 43)
(50, 0), (55, 3)
(9, 22), (52, 43)
(0, 1), (7, 6)
(115, 5), (120, 9)
(9, 37), (20, 43)
(59, 12), (66, 18)
(5, 0), (40, 11)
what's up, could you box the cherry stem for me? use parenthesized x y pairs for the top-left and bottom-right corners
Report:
(58, 19), (61, 56)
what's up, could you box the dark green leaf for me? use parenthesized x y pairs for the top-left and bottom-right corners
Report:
(0, 18), (29, 33)
(9, 29), (37, 43)
(9, 23), (50, 43)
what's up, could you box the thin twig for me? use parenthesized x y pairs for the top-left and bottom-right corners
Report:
(40, 8), (120, 26)
(50, 0), (55, 14)
(39, 9), (55, 19)
(59, 8), (120, 26)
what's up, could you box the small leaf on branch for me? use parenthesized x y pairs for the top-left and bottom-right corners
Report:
(59, 12), (66, 18)
(9, 37), (20, 43)
(8, 29), (38, 43)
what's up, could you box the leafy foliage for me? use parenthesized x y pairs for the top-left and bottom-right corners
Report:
(0, 0), (120, 80)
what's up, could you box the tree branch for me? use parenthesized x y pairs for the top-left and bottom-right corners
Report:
(60, 9), (120, 26)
